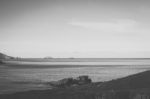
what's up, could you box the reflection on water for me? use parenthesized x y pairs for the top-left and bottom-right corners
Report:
(0, 60), (150, 94)
(5, 60), (150, 65)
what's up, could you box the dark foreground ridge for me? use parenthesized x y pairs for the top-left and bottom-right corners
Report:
(1, 70), (150, 99)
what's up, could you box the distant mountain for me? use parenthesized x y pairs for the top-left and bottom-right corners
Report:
(44, 56), (53, 59)
(0, 53), (14, 59)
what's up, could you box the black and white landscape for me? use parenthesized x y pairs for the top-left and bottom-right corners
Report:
(0, 0), (150, 99)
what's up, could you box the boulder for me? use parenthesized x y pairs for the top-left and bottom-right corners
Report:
(49, 76), (92, 88)
(76, 75), (92, 85)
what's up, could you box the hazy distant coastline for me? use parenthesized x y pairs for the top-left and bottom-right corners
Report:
(5, 58), (150, 62)
(1, 52), (150, 62)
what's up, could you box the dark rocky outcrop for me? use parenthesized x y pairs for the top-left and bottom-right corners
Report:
(49, 75), (92, 88)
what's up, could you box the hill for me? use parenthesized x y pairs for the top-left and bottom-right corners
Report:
(98, 70), (150, 90)
(0, 53), (14, 60)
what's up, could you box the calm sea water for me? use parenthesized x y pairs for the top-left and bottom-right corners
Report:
(0, 59), (150, 94)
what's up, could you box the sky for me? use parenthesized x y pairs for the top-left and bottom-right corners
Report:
(0, 0), (150, 58)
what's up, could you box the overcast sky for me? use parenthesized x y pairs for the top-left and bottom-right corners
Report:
(0, 0), (150, 58)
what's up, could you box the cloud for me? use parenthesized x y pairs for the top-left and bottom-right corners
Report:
(69, 19), (138, 33)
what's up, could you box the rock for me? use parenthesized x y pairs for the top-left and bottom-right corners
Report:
(76, 75), (92, 85)
(49, 76), (92, 88)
